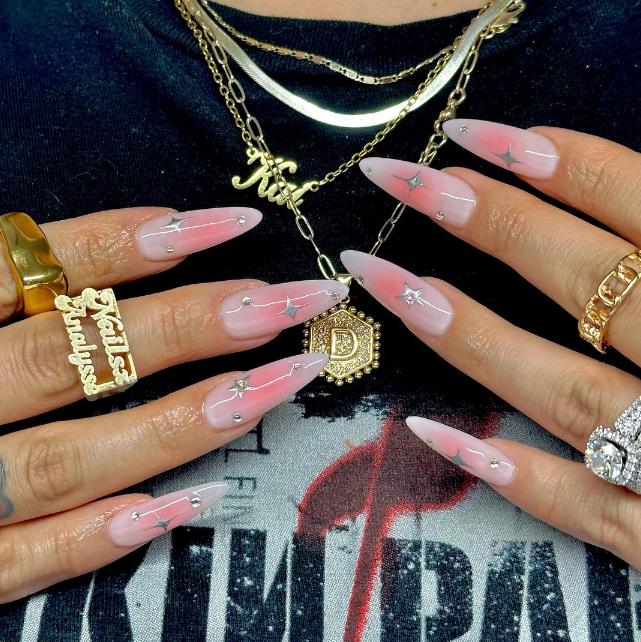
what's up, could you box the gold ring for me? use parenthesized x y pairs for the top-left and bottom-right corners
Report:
(55, 288), (137, 401)
(579, 249), (641, 353)
(0, 212), (68, 316)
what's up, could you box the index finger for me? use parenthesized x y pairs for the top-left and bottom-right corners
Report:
(0, 205), (262, 322)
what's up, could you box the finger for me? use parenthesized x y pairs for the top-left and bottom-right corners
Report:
(0, 278), (346, 423)
(0, 206), (262, 322)
(0, 482), (228, 603)
(442, 119), (641, 244)
(341, 251), (641, 451)
(360, 157), (641, 362)
(406, 417), (641, 570)
(0, 352), (326, 524)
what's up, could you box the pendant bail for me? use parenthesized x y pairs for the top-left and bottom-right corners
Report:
(334, 273), (353, 287)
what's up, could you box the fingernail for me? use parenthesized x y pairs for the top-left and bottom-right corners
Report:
(406, 417), (515, 486)
(359, 157), (476, 227)
(442, 119), (559, 180)
(221, 280), (350, 339)
(108, 482), (229, 546)
(340, 250), (452, 336)
(136, 207), (262, 260)
(204, 352), (328, 430)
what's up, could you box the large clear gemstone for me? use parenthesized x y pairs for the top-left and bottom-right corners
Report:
(585, 437), (625, 483)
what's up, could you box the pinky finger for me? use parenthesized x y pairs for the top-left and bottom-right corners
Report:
(406, 417), (641, 569)
(0, 482), (228, 603)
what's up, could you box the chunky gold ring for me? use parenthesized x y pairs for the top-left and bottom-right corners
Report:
(0, 212), (68, 316)
(579, 249), (641, 353)
(55, 288), (137, 401)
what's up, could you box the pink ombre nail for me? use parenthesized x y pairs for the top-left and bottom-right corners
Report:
(340, 251), (452, 336)
(221, 280), (349, 339)
(406, 417), (515, 486)
(204, 352), (327, 430)
(442, 119), (559, 180)
(135, 207), (262, 260)
(359, 157), (476, 227)
(108, 482), (229, 546)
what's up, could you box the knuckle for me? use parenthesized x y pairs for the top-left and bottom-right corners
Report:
(134, 403), (199, 458)
(71, 228), (120, 280)
(155, 292), (200, 364)
(484, 195), (533, 258)
(587, 495), (636, 557)
(20, 426), (83, 504)
(566, 144), (625, 206)
(464, 315), (507, 378)
(546, 367), (604, 442)
(2, 323), (78, 401)
(0, 532), (24, 603)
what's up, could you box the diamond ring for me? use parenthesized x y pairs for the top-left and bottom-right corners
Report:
(585, 396), (641, 493)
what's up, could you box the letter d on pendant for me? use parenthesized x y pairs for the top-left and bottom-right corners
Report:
(330, 328), (358, 360)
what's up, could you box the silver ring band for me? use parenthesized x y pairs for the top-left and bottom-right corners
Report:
(585, 396), (641, 493)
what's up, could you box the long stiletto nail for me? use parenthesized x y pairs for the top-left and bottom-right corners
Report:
(359, 157), (476, 227)
(340, 250), (452, 336)
(136, 207), (262, 260)
(442, 118), (559, 180)
(204, 352), (327, 430)
(406, 417), (515, 486)
(108, 482), (229, 546)
(221, 280), (350, 339)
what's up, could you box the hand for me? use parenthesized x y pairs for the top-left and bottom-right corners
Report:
(0, 205), (346, 602)
(345, 119), (641, 568)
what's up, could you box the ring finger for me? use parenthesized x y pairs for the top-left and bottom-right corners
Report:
(340, 251), (641, 451)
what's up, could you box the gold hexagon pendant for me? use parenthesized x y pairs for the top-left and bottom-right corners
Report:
(303, 302), (380, 386)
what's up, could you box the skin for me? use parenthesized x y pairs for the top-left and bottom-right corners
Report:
(1, 123), (640, 600)
(1, 0), (640, 605)
(213, 0), (488, 25)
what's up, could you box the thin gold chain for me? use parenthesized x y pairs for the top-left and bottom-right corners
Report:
(204, 3), (455, 86)
(174, 0), (525, 276)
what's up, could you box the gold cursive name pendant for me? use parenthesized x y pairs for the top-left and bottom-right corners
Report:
(231, 147), (316, 207)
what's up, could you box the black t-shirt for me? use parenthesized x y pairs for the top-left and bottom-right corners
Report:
(1, 1), (640, 640)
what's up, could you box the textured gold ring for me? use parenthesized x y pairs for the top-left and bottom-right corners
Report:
(579, 249), (641, 353)
(0, 212), (68, 316)
(55, 288), (137, 401)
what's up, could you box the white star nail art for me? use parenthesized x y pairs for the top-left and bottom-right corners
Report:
(396, 283), (427, 308)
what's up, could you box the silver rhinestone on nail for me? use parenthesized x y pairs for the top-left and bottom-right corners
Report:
(424, 439), (433, 447)
(293, 363), (301, 370)
(166, 246), (175, 254)
(191, 497), (202, 507)
(131, 511), (140, 521)
(331, 291), (340, 300)
(436, 211), (445, 220)
(242, 297), (253, 306)
(233, 413), (243, 423)
(237, 215), (246, 225)
(489, 458), (500, 469)
(356, 275), (364, 285)
(459, 125), (469, 134)
(365, 167), (372, 176)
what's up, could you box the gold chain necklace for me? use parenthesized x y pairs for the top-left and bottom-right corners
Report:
(174, 0), (525, 385)
(204, 4), (455, 86)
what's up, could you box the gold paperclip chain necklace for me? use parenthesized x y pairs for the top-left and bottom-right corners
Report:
(204, 4), (456, 86)
(174, 0), (524, 386)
